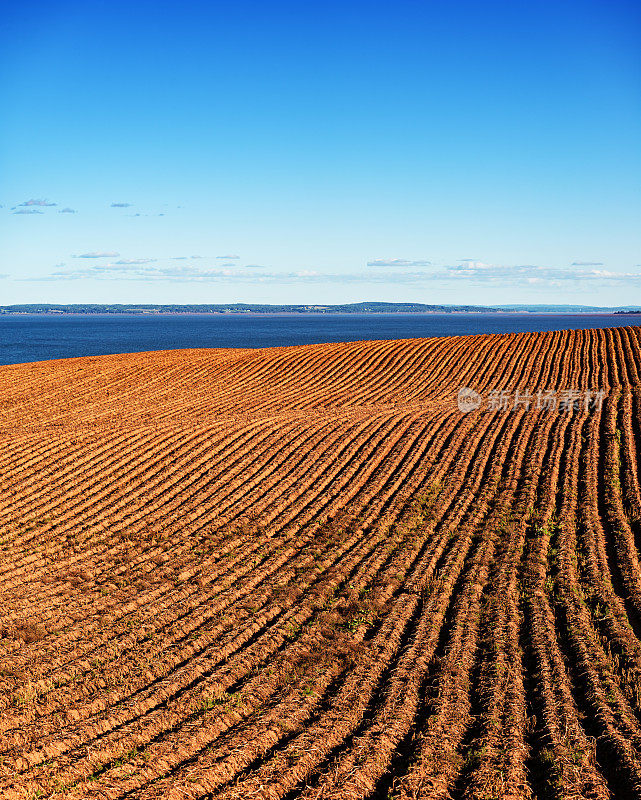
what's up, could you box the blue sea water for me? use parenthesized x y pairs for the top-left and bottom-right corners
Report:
(1, 312), (640, 367)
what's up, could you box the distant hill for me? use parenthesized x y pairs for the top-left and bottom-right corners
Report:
(0, 302), (495, 314)
(1, 302), (641, 314)
(495, 304), (641, 313)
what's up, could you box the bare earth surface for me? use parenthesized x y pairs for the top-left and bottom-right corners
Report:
(2, 328), (641, 799)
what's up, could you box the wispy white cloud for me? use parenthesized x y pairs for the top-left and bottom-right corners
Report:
(216, 254), (240, 260)
(27, 259), (641, 288)
(432, 262), (641, 286)
(367, 258), (431, 267)
(122, 211), (166, 217)
(571, 261), (604, 266)
(59, 207), (77, 214)
(29, 263), (442, 284)
(18, 199), (56, 207)
(13, 208), (44, 215)
(73, 251), (120, 258)
(111, 202), (132, 208)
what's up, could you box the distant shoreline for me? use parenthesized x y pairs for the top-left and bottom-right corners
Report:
(2, 303), (641, 316)
(3, 311), (641, 318)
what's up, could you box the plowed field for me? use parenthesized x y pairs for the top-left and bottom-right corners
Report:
(3, 327), (641, 799)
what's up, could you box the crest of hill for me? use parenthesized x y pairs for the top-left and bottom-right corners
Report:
(0, 327), (629, 429)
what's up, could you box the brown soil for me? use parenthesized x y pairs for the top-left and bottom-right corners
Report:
(1, 328), (641, 798)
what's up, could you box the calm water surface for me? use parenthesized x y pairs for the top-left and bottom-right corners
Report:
(1, 313), (639, 366)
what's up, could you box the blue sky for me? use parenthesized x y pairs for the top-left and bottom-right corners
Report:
(1, 0), (639, 305)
